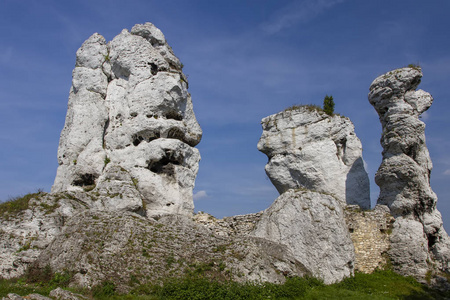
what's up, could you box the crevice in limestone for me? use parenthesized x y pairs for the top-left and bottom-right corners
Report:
(102, 118), (110, 149)
(334, 137), (347, 161)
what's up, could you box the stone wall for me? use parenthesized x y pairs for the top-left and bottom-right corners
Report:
(193, 211), (262, 236)
(345, 205), (394, 273)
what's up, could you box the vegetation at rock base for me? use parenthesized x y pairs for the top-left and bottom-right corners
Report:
(1, 269), (449, 299)
(0, 191), (44, 218)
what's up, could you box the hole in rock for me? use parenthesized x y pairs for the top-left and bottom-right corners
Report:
(132, 131), (160, 146)
(405, 145), (417, 161)
(166, 111), (183, 121)
(427, 234), (437, 249)
(148, 150), (183, 176)
(133, 136), (144, 146)
(73, 173), (97, 187)
(149, 62), (158, 75)
(167, 127), (185, 140)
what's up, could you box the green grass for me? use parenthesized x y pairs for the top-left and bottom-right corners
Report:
(0, 192), (43, 218)
(1, 270), (449, 299)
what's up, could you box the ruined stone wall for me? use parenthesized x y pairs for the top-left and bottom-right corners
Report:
(345, 205), (394, 273)
(193, 211), (262, 236)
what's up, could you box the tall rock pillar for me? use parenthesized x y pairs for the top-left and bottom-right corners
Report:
(369, 67), (450, 282)
(52, 23), (202, 218)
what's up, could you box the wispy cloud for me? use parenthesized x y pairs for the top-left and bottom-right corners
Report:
(193, 190), (209, 201)
(444, 169), (450, 176)
(261, 0), (345, 35)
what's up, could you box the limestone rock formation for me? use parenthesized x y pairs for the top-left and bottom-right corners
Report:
(52, 23), (202, 217)
(369, 67), (450, 280)
(33, 211), (309, 291)
(258, 106), (370, 209)
(253, 189), (355, 284)
(0, 192), (96, 279)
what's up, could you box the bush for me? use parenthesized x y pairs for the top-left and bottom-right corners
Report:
(323, 95), (335, 116)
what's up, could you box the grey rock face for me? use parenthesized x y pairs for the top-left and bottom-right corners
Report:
(258, 106), (370, 209)
(34, 211), (309, 291)
(369, 67), (450, 280)
(253, 189), (355, 284)
(52, 23), (202, 217)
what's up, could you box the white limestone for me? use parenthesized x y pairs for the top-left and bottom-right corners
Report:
(258, 106), (370, 209)
(369, 67), (450, 280)
(52, 23), (202, 217)
(253, 189), (355, 284)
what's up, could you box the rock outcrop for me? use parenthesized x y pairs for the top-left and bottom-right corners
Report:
(52, 23), (202, 217)
(2, 22), (450, 293)
(33, 211), (309, 291)
(258, 106), (370, 209)
(254, 106), (371, 283)
(369, 67), (450, 281)
(253, 189), (355, 284)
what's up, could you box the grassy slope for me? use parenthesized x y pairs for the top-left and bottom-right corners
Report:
(1, 270), (449, 299)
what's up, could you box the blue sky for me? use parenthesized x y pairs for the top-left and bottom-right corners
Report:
(1, 0), (449, 230)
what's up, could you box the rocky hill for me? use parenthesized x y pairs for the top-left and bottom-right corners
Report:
(1, 23), (449, 293)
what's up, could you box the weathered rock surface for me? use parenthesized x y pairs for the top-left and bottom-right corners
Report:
(252, 189), (355, 284)
(52, 23), (202, 218)
(32, 210), (309, 292)
(1, 288), (84, 300)
(369, 67), (450, 281)
(0, 191), (113, 279)
(258, 106), (370, 209)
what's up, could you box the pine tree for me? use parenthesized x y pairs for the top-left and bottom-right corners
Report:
(323, 95), (335, 116)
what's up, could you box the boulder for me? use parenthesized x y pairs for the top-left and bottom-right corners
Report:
(252, 189), (355, 284)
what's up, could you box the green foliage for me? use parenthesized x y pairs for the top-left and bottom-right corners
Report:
(104, 156), (111, 166)
(93, 281), (117, 298)
(323, 95), (335, 116)
(1, 269), (450, 299)
(284, 104), (323, 113)
(407, 63), (421, 71)
(0, 192), (43, 218)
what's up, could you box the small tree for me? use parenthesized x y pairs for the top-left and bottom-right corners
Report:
(323, 95), (335, 116)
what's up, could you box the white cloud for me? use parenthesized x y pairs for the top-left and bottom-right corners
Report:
(444, 169), (450, 176)
(193, 190), (209, 201)
(261, 0), (345, 35)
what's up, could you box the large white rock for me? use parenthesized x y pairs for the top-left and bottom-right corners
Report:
(369, 67), (450, 280)
(252, 189), (355, 284)
(258, 106), (370, 209)
(52, 23), (202, 217)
